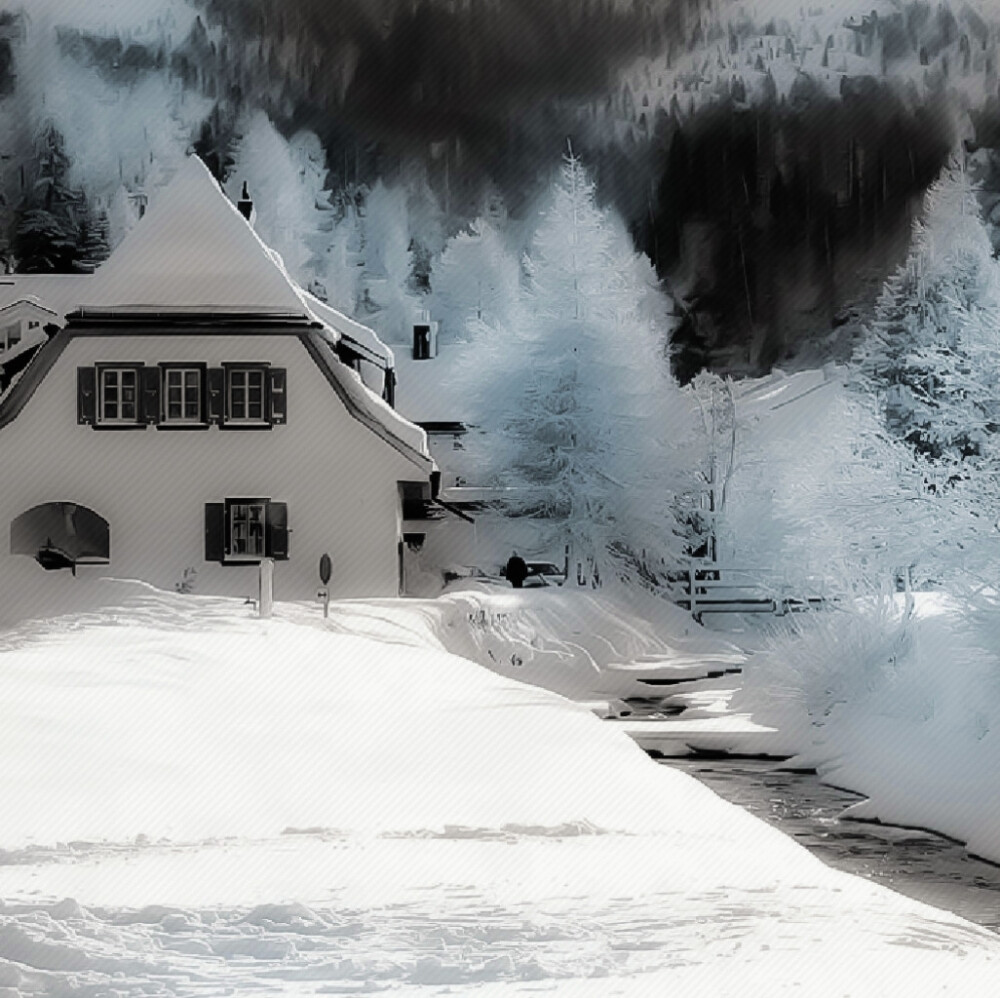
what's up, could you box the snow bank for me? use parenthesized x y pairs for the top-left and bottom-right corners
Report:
(2, 587), (1000, 995)
(732, 593), (1000, 863)
(282, 583), (746, 700)
(0, 586), (743, 847)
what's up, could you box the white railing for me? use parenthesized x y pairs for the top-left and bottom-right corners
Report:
(671, 561), (835, 621)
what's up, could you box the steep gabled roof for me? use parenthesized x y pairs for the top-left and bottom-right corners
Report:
(0, 278), (92, 320)
(0, 296), (58, 318)
(77, 156), (312, 317)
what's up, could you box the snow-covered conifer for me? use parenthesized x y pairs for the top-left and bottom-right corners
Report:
(856, 157), (1000, 462)
(481, 148), (693, 583)
(224, 111), (330, 286)
(360, 180), (421, 343)
(430, 218), (520, 342)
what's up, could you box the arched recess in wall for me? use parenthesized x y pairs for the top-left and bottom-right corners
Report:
(10, 502), (110, 573)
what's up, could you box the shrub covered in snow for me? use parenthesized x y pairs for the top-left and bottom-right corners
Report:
(732, 592), (1000, 862)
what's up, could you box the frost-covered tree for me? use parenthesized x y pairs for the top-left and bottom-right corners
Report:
(719, 369), (953, 594)
(477, 149), (694, 582)
(361, 180), (421, 343)
(855, 159), (1000, 463)
(430, 218), (520, 342)
(224, 111), (331, 286)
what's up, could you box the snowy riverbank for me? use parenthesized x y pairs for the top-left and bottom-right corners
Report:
(2, 581), (1000, 995)
(731, 591), (1000, 865)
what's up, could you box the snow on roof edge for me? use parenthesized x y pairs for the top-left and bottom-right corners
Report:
(305, 332), (431, 469)
(297, 288), (395, 369)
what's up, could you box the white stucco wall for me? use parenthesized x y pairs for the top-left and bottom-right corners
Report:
(0, 332), (428, 603)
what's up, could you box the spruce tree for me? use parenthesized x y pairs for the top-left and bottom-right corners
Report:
(482, 147), (693, 583)
(855, 158), (1000, 463)
(13, 124), (83, 273)
(430, 217), (520, 342)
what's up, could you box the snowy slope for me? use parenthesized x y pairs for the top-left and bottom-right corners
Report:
(1, 582), (1000, 995)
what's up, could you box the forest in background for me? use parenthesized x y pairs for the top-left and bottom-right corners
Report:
(5, 0), (1000, 375)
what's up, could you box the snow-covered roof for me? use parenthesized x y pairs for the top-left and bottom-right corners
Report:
(0, 277), (92, 320)
(297, 288), (395, 370)
(0, 295), (58, 318)
(77, 156), (313, 317)
(302, 331), (430, 467)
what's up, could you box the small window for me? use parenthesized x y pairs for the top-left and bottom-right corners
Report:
(227, 366), (266, 423)
(98, 366), (141, 424)
(228, 500), (266, 560)
(205, 499), (289, 563)
(163, 366), (203, 423)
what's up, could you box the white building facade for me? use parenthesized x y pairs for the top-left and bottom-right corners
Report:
(0, 157), (436, 603)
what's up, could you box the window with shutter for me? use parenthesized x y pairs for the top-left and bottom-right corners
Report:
(159, 364), (207, 427)
(268, 368), (287, 424)
(206, 499), (289, 564)
(228, 500), (267, 559)
(225, 365), (268, 425)
(77, 367), (96, 425)
(99, 367), (140, 423)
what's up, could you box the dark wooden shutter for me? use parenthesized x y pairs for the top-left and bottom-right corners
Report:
(140, 365), (160, 424)
(266, 501), (289, 560)
(207, 368), (225, 424)
(77, 367), (96, 425)
(204, 503), (226, 562)
(268, 367), (287, 425)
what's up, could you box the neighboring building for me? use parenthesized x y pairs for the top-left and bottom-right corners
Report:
(0, 156), (436, 601)
(0, 296), (59, 392)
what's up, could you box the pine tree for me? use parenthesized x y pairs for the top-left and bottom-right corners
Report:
(430, 217), (520, 342)
(13, 123), (83, 273)
(76, 205), (111, 272)
(855, 158), (1000, 463)
(361, 180), (421, 344)
(480, 148), (693, 583)
(224, 111), (330, 287)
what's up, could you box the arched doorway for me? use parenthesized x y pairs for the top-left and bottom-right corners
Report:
(10, 502), (110, 572)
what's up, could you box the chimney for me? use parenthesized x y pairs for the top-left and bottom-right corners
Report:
(236, 181), (255, 225)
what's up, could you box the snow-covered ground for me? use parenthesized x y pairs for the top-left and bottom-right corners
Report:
(2, 580), (1000, 996)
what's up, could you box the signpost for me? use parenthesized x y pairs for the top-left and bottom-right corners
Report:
(318, 553), (331, 618)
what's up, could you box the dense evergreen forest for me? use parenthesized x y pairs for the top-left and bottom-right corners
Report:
(4, 0), (1000, 375)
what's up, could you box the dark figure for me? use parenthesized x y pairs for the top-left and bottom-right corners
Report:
(505, 554), (527, 589)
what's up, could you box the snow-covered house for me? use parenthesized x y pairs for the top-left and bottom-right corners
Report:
(0, 156), (436, 600)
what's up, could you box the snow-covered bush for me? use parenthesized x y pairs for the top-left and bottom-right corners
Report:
(732, 591), (1000, 860)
